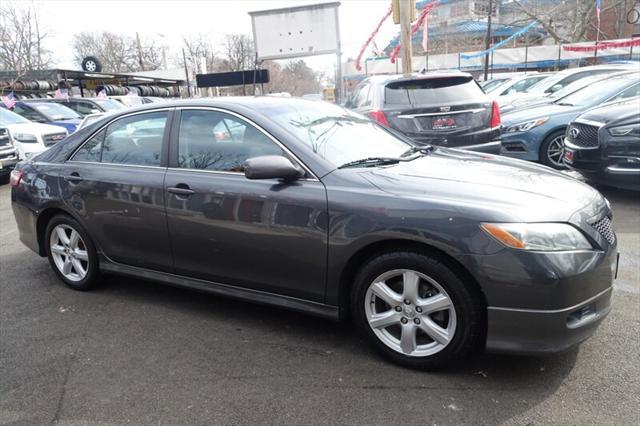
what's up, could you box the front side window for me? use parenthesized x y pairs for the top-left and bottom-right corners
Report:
(71, 111), (167, 166)
(177, 110), (285, 171)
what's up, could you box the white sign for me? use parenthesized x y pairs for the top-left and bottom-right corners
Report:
(250, 2), (341, 61)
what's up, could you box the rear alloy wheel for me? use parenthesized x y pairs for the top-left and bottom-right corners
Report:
(540, 131), (567, 169)
(45, 215), (100, 290)
(352, 251), (484, 369)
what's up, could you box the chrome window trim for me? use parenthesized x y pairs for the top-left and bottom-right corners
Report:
(68, 160), (167, 170)
(66, 107), (174, 163)
(398, 108), (485, 119)
(165, 166), (319, 182)
(174, 106), (320, 181)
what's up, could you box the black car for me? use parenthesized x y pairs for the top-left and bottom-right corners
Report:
(346, 72), (501, 153)
(564, 97), (640, 191)
(10, 98), (616, 369)
(29, 97), (126, 116)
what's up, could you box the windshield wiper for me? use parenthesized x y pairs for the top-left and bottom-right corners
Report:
(338, 152), (425, 169)
(555, 102), (574, 106)
(338, 157), (401, 169)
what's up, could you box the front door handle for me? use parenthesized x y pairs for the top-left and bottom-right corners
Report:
(168, 185), (195, 196)
(64, 172), (83, 183)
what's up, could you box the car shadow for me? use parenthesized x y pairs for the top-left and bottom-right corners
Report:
(90, 272), (578, 422)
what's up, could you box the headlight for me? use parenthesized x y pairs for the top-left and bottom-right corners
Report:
(11, 133), (38, 143)
(481, 223), (592, 251)
(504, 117), (549, 133)
(608, 123), (639, 137)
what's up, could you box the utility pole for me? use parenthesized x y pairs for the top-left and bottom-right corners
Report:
(182, 48), (192, 98)
(483, 0), (494, 81)
(136, 32), (145, 71)
(399, 0), (413, 74)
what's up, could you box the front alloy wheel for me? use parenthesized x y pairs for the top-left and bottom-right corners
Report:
(364, 269), (457, 357)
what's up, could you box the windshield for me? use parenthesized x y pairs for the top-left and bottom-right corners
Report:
(554, 77), (636, 107)
(94, 99), (126, 111)
(525, 74), (565, 94)
(0, 108), (30, 124)
(255, 101), (411, 168)
(28, 102), (80, 120)
(481, 79), (509, 91)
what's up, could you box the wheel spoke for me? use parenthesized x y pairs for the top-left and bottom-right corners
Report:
(400, 324), (417, 354)
(368, 310), (401, 329)
(370, 281), (403, 306)
(62, 258), (72, 275)
(69, 230), (80, 249)
(417, 317), (451, 345)
(417, 293), (452, 315)
(56, 227), (70, 246)
(402, 271), (420, 303)
(51, 244), (66, 256)
(71, 258), (85, 277)
(74, 249), (88, 261)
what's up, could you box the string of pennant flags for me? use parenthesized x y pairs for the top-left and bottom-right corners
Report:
(460, 21), (537, 60)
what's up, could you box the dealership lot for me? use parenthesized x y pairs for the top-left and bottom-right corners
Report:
(0, 182), (638, 425)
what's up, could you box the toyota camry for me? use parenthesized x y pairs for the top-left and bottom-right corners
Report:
(10, 97), (617, 369)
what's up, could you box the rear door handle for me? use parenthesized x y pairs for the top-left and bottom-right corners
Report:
(168, 185), (195, 196)
(64, 172), (83, 183)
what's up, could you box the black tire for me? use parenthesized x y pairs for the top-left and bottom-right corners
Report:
(81, 56), (102, 73)
(351, 251), (485, 370)
(540, 130), (567, 169)
(44, 214), (100, 291)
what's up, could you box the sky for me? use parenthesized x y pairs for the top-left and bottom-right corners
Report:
(20, 0), (399, 74)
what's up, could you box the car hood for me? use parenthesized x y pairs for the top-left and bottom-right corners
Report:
(578, 98), (640, 124)
(354, 149), (602, 222)
(2, 122), (68, 135)
(502, 103), (583, 125)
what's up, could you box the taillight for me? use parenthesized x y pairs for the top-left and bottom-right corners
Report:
(368, 110), (389, 127)
(490, 101), (501, 128)
(9, 169), (23, 187)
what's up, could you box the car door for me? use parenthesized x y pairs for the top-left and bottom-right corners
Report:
(63, 109), (174, 272)
(164, 108), (328, 302)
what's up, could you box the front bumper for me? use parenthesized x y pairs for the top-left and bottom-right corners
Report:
(0, 154), (19, 175)
(500, 130), (542, 161)
(486, 286), (612, 354)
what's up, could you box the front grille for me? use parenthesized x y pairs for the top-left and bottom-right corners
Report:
(590, 215), (615, 245)
(0, 128), (9, 147)
(43, 132), (66, 147)
(567, 123), (599, 148)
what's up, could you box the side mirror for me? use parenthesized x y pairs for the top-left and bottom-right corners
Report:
(244, 155), (304, 181)
(549, 84), (562, 93)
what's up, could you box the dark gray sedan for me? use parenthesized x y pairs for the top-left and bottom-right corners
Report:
(10, 98), (617, 369)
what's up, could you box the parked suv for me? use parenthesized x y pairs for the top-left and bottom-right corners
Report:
(564, 97), (640, 191)
(29, 97), (125, 116)
(0, 108), (68, 160)
(346, 72), (501, 153)
(0, 127), (19, 182)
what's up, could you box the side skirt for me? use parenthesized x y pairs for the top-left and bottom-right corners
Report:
(98, 255), (340, 321)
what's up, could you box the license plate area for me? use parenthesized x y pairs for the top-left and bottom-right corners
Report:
(431, 115), (457, 130)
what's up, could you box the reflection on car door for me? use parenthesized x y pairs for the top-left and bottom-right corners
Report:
(63, 109), (174, 272)
(164, 108), (328, 302)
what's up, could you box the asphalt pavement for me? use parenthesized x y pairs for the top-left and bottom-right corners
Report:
(1, 181), (638, 425)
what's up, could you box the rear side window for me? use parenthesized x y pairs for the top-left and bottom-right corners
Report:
(71, 111), (167, 166)
(384, 77), (484, 105)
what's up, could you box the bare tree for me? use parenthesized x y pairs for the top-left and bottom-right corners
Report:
(0, 2), (51, 72)
(72, 32), (163, 72)
(509, 0), (629, 43)
(264, 60), (321, 96)
(221, 34), (255, 71)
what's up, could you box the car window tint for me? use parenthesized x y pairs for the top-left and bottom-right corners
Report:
(178, 110), (285, 172)
(13, 105), (43, 122)
(72, 129), (105, 162)
(384, 77), (484, 105)
(610, 83), (640, 101)
(101, 111), (167, 166)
